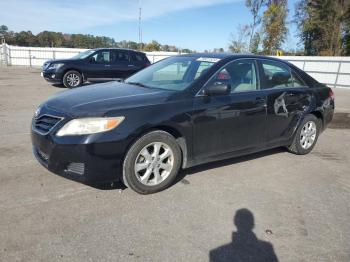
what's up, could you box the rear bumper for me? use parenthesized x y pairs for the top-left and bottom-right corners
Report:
(31, 128), (126, 185)
(321, 98), (335, 131)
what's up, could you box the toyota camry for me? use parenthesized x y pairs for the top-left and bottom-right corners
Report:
(31, 54), (334, 194)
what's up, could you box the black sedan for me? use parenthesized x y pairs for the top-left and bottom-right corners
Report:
(32, 54), (334, 194)
(41, 48), (150, 88)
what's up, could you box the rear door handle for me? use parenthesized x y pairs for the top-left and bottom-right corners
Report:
(128, 64), (136, 67)
(104, 64), (111, 67)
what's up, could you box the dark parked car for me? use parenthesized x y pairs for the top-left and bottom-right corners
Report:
(41, 48), (150, 88)
(32, 54), (334, 194)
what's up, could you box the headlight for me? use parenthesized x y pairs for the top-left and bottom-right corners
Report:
(48, 63), (64, 70)
(56, 117), (125, 136)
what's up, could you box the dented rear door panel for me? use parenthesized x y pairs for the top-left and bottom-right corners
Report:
(264, 87), (314, 144)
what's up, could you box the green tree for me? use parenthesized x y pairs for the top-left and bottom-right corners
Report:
(0, 25), (188, 52)
(144, 40), (161, 51)
(117, 40), (139, 50)
(262, 0), (288, 55)
(127, 41), (139, 50)
(0, 25), (8, 34)
(37, 31), (64, 47)
(0, 25), (16, 44)
(343, 3), (350, 55)
(161, 44), (170, 51)
(250, 32), (261, 53)
(15, 31), (37, 46)
(181, 48), (193, 53)
(295, 0), (349, 56)
(245, 0), (266, 52)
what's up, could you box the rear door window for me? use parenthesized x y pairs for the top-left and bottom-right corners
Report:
(132, 53), (145, 62)
(292, 70), (307, 87)
(260, 60), (293, 89)
(112, 50), (130, 63)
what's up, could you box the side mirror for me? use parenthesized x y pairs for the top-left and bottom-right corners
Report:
(204, 82), (231, 96)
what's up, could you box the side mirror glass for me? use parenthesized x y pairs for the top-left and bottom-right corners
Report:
(204, 82), (231, 96)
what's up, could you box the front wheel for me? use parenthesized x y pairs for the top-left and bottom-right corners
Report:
(287, 114), (320, 155)
(122, 131), (182, 194)
(63, 70), (82, 88)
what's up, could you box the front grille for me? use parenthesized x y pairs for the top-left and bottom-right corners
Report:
(33, 114), (63, 135)
(66, 163), (85, 175)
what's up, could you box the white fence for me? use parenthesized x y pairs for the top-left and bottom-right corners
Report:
(1, 44), (350, 88)
(0, 44), (178, 67)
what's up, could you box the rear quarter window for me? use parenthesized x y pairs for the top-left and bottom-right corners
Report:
(132, 53), (149, 63)
(291, 70), (307, 87)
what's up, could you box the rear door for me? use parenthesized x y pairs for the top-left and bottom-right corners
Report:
(258, 59), (312, 145)
(110, 50), (134, 79)
(129, 52), (150, 75)
(84, 50), (112, 79)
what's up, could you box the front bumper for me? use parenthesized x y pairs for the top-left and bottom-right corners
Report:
(31, 116), (129, 185)
(41, 69), (64, 84)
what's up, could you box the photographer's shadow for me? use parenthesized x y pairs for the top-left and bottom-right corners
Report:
(209, 209), (278, 262)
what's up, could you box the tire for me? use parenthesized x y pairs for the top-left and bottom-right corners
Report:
(123, 130), (182, 194)
(63, 70), (82, 88)
(287, 114), (320, 155)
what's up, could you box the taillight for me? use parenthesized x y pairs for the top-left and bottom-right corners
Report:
(329, 88), (335, 100)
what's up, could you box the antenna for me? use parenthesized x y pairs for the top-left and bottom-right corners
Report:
(138, 0), (143, 50)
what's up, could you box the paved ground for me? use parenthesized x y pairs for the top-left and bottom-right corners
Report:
(0, 67), (350, 262)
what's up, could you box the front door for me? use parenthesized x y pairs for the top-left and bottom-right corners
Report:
(85, 50), (112, 79)
(192, 59), (267, 159)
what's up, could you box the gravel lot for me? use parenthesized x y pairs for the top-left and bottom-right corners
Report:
(0, 67), (350, 262)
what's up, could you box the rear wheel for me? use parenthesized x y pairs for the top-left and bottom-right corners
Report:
(288, 114), (320, 155)
(123, 131), (182, 194)
(63, 70), (82, 88)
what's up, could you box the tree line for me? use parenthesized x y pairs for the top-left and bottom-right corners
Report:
(229, 0), (350, 56)
(0, 25), (194, 53)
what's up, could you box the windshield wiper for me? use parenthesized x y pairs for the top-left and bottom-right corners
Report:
(125, 81), (149, 88)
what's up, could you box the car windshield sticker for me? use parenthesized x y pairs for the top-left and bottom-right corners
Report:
(196, 57), (221, 63)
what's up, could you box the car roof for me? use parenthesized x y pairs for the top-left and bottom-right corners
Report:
(92, 48), (145, 53)
(180, 53), (292, 64)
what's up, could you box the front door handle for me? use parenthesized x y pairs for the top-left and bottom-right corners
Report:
(256, 97), (267, 107)
(128, 65), (135, 67)
(286, 93), (295, 97)
(104, 64), (111, 67)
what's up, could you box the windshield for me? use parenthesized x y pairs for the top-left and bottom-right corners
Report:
(125, 56), (219, 91)
(72, 50), (96, 60)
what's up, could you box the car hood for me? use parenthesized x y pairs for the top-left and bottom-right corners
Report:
(45, 58), (78, 64)
(44, 82), (174, 117)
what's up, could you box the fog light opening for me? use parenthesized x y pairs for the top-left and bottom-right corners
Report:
(66, 162), (85, 175)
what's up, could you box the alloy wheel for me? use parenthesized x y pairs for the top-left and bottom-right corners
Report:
(66, 73), (80, 87)
(300, 121), (317, 150)
(134, 142), (174, 186)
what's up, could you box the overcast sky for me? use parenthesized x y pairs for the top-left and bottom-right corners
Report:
(0, 0), (300, 51)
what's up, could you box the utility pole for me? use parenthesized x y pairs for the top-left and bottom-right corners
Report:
(138, 0), (143, 50)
